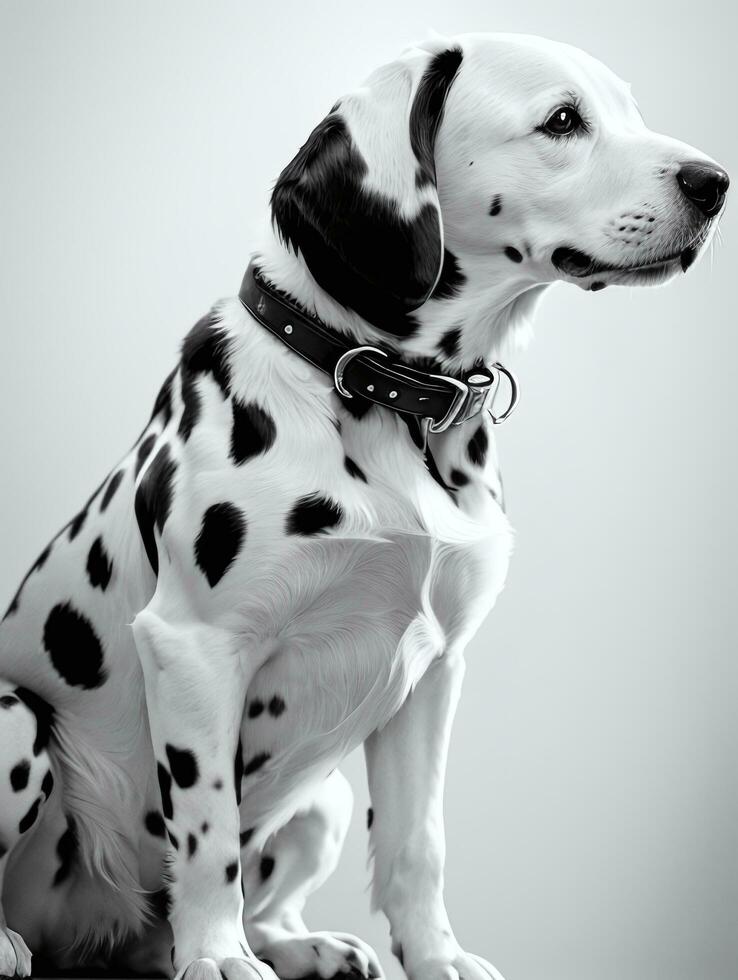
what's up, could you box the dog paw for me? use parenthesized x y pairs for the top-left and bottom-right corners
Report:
(404, 951), (506, 980)
(0, 927), (32, 979)
(251, 930), (382, 979)
(176, 956), (279, 980)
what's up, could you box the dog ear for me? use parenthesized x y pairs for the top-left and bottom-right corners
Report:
(270, 44), (463, 336)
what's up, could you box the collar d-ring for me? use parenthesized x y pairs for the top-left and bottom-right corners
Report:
(487, 361), (520, 424)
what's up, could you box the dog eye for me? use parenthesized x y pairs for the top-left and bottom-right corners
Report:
(542, 105), (584, 137)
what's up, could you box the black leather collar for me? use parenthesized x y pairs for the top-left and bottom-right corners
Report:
(238, 261), (506, 433)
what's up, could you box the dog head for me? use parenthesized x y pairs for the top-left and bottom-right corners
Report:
(271, 33), (728, 350)
(436, 33), (728, 291)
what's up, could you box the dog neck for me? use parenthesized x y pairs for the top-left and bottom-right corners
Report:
(253, 229), (550, 374)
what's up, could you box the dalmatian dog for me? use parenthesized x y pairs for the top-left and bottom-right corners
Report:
(0, 30), (728, 980)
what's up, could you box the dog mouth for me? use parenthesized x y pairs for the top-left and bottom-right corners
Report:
(551, 243), (699, 280)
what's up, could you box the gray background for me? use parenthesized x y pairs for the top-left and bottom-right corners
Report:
(1, 2), (736, 979)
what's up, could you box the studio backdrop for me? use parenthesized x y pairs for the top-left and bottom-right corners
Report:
(0, 2), (735, 979)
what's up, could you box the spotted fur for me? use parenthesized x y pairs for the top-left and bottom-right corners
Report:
(0, 28), (724, 980)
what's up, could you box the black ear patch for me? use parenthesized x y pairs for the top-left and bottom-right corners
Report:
(430, 249), (466, 301)
(271, 116), (435, 336)
(270, 47), (462, 336)
(410, 46), (463, 187)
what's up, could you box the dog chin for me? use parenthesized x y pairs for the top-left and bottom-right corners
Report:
(602, 259), (684, 288)
(552, 243), (701, 290)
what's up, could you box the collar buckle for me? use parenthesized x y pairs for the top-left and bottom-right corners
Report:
(334, 345), (389, 398)
(427, 362), (520, 433)
(426, 373), (471, 432)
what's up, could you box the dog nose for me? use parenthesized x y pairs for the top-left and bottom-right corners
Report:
(676, 161), (730, 216)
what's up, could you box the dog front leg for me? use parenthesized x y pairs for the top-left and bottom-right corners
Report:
(132, 606), (275, 980)
(365, 652), (506, 980)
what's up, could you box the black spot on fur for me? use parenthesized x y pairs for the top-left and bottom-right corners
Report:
(225, 861), (239, 883)
(135, 433), (158, 477)
(344, 456), (367, 482)
(243, 752), (270, 777)
(260, 855), (275, 881)
(149, 887), (171, 920)
(450, 468), (469, 487)
(179, 315), (232, 437)
(100, 469), (125, 512)
(181, 314), (232, 393)
(157, 763), (173, 820)
(3, 542), (54, 619)
(437, 327), (461, 360)
(14, 687), (54, 755)
(10, 760), (30, 792)
(410, 47), (464, 187)
(248, 699), (264, 719)
(150, 369), (176, 427)
(213, 779), (223, 790)
(43, 603), (106, 690)
(187, 833), (197, 858)
(63, 477), (113, 548)
(268, 695), (286, 717)
(0, 695), (18, 708)
(145, 810), (166, 838)
(591, 281), (607, 291)
(430, 250), (466, 301)
(178, 371), (201, 442)
(68, 509), (87, 541)
(240, 828), (254, 848)
(165, 744), (199, 789)
(135, 443), (178, 576)
(467, 425), (488, 467)
(167, 830), (179, 850)
(86, 536), (113, 591)
(19, 797), (41, 834)
(230, 400), (277, 466)
(286, 494), (342, 536)
(504, 246), (523, 263)
(34, 544), (52, 573)
(404, 416), (427, 452)
(489, 195), (502, 216)
(194, 503), (247, 587)
(52, 817), (78, 886)
(234, 739), (244, 806)
(423, 446), (456, 501)
(41, 769), (54, 799)
(367, 807), (374, 830)
(201, 822), (209, 834)
(338, 391), (376, 420)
